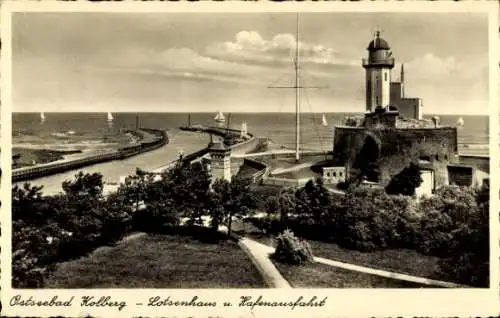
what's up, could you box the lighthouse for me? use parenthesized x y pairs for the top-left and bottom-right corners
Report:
(362, 31), (395, 113)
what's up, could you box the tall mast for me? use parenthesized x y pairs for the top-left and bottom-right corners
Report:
(295, 13), (300, 162)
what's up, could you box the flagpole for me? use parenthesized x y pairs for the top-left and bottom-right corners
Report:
(295, 13), (300, 163)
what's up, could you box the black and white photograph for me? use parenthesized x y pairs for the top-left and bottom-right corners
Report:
(1, 2), (499, 317)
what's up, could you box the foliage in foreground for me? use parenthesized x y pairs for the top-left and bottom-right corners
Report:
(255, 178), (489, 287)
(13, 172), (133, 288)
(272, 229), (314, 265)
(12, 162), (259, 288)
(12, 159), (490, 288)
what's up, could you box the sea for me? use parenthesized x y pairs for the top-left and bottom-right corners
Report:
(12, 112), (489, 195)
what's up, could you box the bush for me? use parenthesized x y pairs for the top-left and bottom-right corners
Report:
(333, 188), (413, 251)
(437, 185), (489, 287)
(272, 230), (314, 265)
(385, 162), (423, 196)
(415, 185), (480, 256)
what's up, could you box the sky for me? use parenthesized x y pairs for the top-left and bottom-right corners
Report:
(12, 12), (490, 114)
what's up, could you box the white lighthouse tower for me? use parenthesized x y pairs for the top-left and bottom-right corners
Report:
(362, 31), (395, 113)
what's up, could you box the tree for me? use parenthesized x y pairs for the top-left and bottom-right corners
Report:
(12, 183), (48, 225)
(264, 187), (296, 229)
(294, 177), (331, 223)
(118, 168), (155, 211)
(260, 187), (296, 234)
(385, 162), (423, 196)
(334, 187), (413, 250)
(159, 161), (212, 225)
(101, 192), (134, 243)
(212, 176), (256, 237)
(57, 172), (107, 250)
(438, 185), (489, 287)
(62, 171), (104, 200)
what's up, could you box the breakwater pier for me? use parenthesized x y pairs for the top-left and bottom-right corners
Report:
(13, 128), (168, 183)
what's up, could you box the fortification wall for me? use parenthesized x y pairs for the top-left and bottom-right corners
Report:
(181, 126), (261, 155)
(264, 177), (310, 187)
(242, 158), (270, 183)
(396, 98), (421, 120)
(333, 126), (458, 187)
(243, 151), (331, 161)
(459, 155), (489, 174)
(228, 135), (260, 155)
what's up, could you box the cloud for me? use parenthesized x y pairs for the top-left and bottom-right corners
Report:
(404, 53), (462, 80)
(396, 53), (488, 112)
(205, 30), (357, 67)
(90, 30), (361, 90)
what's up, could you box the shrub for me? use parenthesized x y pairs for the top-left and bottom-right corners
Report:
(415, 185), (480, 256)
(437, 185), (489, 287)
(272, 230), (314, 265)
(385, 162), (423, 196)
(333, 188), (413, 251)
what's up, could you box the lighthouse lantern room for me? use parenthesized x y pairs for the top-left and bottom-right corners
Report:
(362, 31), (395, 113)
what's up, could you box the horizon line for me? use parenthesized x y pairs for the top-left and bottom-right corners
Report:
(12, 111), (489, 116)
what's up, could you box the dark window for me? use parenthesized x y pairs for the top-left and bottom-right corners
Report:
(339, 172), (343, 177)
(435, 154), (439, 161)
(384, 73), (387, 81)
(326, 172), (330, 177)
(333, 172), (337, 177)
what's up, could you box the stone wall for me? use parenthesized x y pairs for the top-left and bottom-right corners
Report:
(228, 135), (261, 155)
(459, 155), (489, 174)
(333, 126), (458, 187)
(396, 98), (422, 120)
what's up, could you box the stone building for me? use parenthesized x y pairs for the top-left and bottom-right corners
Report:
(322, 166), (346, 184)
(390, 65), (423, 120)
(333, 32), (461, 195)
(208, 139), (231, 182)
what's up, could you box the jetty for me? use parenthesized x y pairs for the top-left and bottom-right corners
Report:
(12, 128), (168, 182)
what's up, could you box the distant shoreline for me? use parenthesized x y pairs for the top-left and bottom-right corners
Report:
(13, 148), (83, 169)
(13, 130), (146, 170)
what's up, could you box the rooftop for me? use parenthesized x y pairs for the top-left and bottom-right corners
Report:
(367, 31), (390, 51)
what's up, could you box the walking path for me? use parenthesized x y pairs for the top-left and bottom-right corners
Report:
(218, 224), (290, 288)
(238, 237), (292, 289)
(271, 162), (315, 175)
(113, 220), (464, 288)
(235, 234), (465, 288)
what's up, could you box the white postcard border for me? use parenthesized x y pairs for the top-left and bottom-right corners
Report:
(1, 1), (499, 317)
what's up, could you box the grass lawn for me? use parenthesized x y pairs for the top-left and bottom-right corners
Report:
(45, 231), (266, 288)
(271, 259), (434, 288)
(232, 219), (443, 281)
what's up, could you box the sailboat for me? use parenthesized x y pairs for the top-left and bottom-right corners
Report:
(40, 112), (46, 123)
(321, 114), (328, 127)
(107, 112), (114, 122)
(456, 116), (464, 127)
(214, 111), (225, 124)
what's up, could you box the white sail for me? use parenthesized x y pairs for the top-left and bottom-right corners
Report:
(214, 111), (225, 123)
(40, 112), (46, 121)
(321, 114), (328, 127)
(107, 112), (114, 122)
(456, 116), (464, 127)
